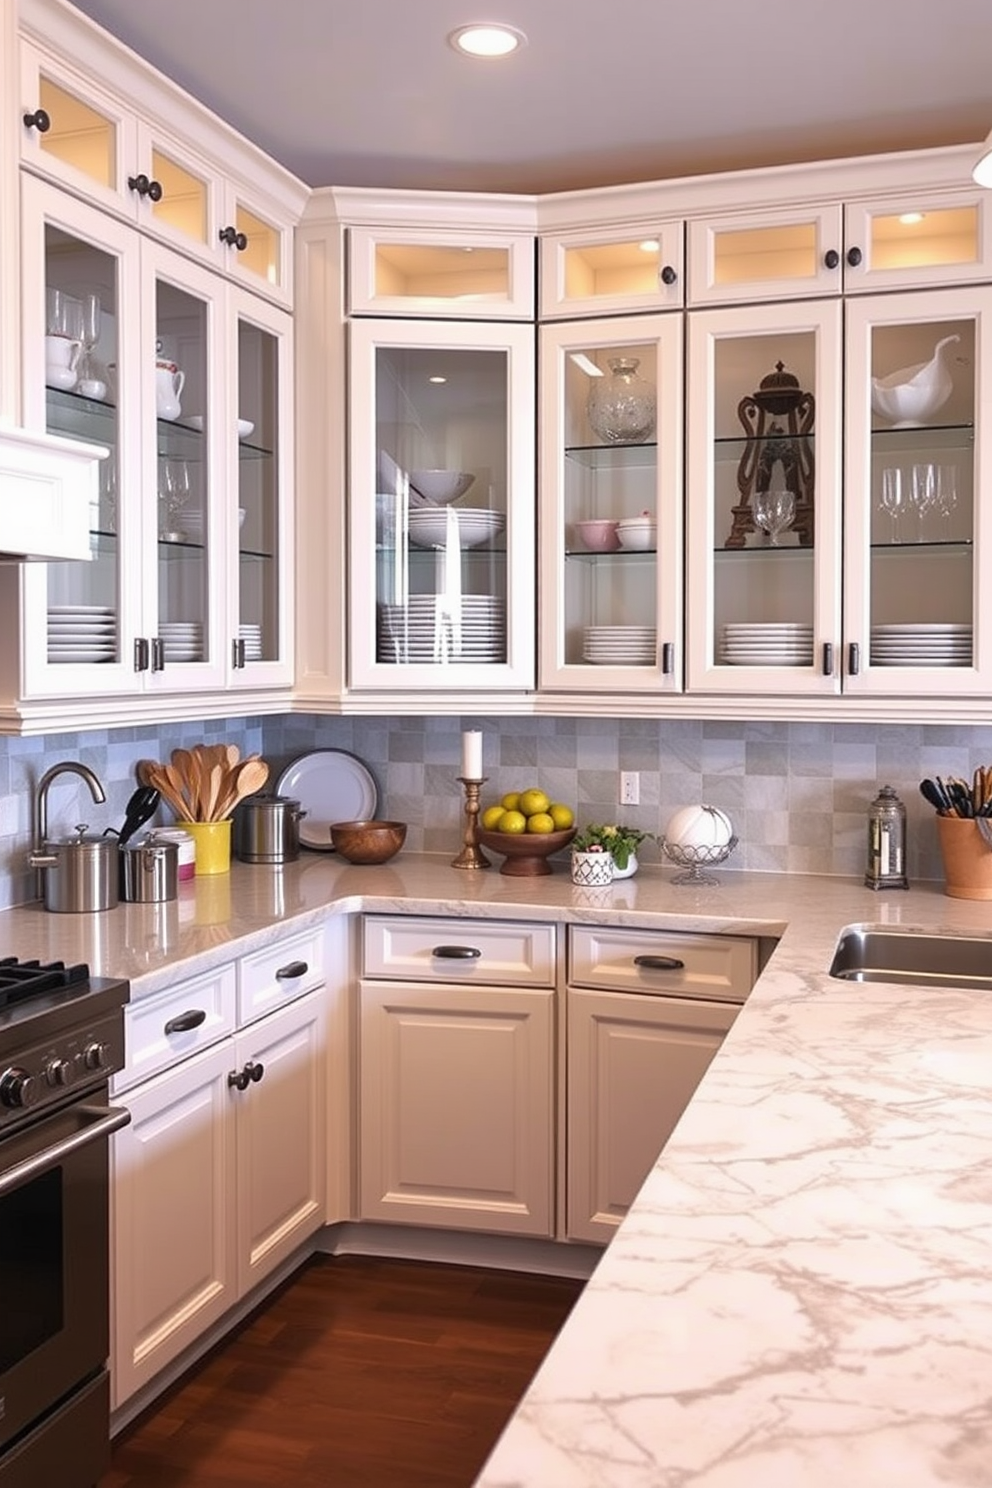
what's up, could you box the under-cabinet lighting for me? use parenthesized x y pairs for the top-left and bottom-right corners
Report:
(429, 375), (447, 384)
(639, 239), (660, 253)
(569, 353), (604, 377)
(973, 129), (992, 187)
(448, 23), (527, 57)
(898, 212), (925, 225)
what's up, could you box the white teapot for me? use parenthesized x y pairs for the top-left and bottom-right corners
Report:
(155, 360), (185, 421)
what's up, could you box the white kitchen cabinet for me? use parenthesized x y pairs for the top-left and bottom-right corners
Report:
(359, 916), (556, 1237)
(347, 316), (536, 693)
(539, 219), (684, 319)
(111, 939), (326, 1411)
(348, 225), (534, 319)
(18, 4), (300, 308)
(539, 313), (684, 693)
(565, 925), (754, 1244)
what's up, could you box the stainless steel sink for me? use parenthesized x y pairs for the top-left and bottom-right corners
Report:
(829, 927), (992, 991)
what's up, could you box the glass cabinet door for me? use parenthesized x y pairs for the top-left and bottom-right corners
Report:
(686, 300), (843, 694)
(348, 318), (535, 691)
(843, 193), (992, 293)
(539, 223), (684, 318)
(844, 287), (990, 695)
(348, 229), (534, 318)
(688, 205), (844, 306)
(539, 316), (683, 692)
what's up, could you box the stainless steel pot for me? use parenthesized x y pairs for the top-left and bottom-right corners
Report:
(120, 837), (178, 903)
(28, 827), (120, 913)
(234, 793), (305, 864)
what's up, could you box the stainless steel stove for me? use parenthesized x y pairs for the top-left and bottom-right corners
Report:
(0, 957), (129, 1488)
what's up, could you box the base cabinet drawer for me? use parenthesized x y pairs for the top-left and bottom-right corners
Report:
(359, 979), (554, 1237)
(566, 986), (739, 1244)
(364, 915), (556, 987)
(569, 925), (757, 1003)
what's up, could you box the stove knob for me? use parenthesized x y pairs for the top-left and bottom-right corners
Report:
(1, 1067), (40, 1109)
(83, 1041), (110, 1072)
(46, 1058), (76, 1088)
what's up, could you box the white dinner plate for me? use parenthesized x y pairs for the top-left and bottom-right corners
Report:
(275, 749), (379, 852)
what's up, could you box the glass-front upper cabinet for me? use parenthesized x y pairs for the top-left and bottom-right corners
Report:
(539, 221), (684, 318)
(842, 192), (992, 294)
(843, 287), (991, 697)
(348, 228), (534, 319)
(348, 318), (535, 691)
(19, 175), (227, 699)
(539, 316), (683, 693)
(688, 204), (844, 306)
(685, 300), (843, 695)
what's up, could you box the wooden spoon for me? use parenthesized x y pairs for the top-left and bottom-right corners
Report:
(144, 765), (192, 822)
(217, 756), (269, 819)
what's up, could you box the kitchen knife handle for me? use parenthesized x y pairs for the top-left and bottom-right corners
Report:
(165, 1009), (207, 1035)
(633, 955), (686, 972)
(432, 945), (482, 960)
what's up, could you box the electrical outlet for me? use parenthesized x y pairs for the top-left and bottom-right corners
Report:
(620, 771), (640, 806)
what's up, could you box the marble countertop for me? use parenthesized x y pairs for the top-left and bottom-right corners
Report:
(4, 854), (991, 1485)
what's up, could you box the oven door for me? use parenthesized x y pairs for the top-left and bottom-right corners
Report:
(0, 1087), (130, 1463)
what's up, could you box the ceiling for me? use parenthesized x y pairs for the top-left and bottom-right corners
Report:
(68, 0), (992, 196)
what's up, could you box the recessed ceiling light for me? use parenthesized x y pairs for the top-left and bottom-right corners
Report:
(449, 23), (527, 58)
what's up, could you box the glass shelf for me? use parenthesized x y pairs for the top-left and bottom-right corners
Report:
(565, 548), (656, 560)
(870, 423), (974, 453)
(565, 442), (658, 470)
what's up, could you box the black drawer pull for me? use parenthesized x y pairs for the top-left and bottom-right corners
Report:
(432, 945), (482, 959)
(23, 107), (51, 133)
(164, 1008), (207, 1035)
(633, 955), (685, 972)
(276, 960), (308, 980)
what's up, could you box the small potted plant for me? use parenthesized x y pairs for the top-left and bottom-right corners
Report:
(572, 823), (651, 883)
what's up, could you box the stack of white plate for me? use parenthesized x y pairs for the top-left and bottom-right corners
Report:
(239, 623), (263, 661)
(407, 507), (505, 550)
(870, 623), (972, 667)
(378, 595), (505, 663)
(720, 622), (814, 666)
(160, 621), (203, 662)
(582, 626), (657, 665)
(47, 605), (116, 664)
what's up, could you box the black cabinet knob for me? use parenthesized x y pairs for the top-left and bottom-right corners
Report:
(127, 173), (161, 200)
(846, 245), (863, 268)
(823, 249), (840, 270)
(659, 264), (677, 287)
(23, 107), (51, 133)
(219, 225), (249, 251)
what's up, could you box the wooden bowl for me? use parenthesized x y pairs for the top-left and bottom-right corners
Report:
(477, 826), (576, 876)
(329, 819), (407, 864)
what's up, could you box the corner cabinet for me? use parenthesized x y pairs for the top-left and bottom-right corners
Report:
(347, 316), (536, 693)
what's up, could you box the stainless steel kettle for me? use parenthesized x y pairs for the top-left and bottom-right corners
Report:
(28, 826), (120, 913)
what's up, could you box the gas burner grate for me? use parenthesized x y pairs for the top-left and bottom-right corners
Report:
(0, 957), (91, 1010)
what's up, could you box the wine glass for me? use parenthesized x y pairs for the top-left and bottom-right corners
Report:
(910, 462), (935, 543)
(753, 488), (795, 546)
(879, 466), (905, 542)
(935, 464), (958, 540)
(159, 458), (191, 538)
(79, 292), (103, 392)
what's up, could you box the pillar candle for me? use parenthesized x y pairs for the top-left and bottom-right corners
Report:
(461, 729), (483, 779)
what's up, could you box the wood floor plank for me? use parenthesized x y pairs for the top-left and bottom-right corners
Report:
(103, 1254), (583, 1487)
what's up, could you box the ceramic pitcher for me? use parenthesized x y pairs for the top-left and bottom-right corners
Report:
(155, 361), (185, 421)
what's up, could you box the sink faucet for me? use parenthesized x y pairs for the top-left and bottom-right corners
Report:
(33, 761), (107, 853)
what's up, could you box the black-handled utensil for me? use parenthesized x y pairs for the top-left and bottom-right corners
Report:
(118, 784), (161, 846)
(920, 778), (952, 814)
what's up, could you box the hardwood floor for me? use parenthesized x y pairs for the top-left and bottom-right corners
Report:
(101, 1254), (584, 1487)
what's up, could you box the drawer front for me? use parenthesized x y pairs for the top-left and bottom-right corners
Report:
(364, 916), (556, 987)
(568, 925), (756, 1003)
(114, 963), (237, 1093)
(237, 925), (326, 1025)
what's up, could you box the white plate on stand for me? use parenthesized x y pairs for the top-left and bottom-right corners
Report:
(275, 749), (379, 852)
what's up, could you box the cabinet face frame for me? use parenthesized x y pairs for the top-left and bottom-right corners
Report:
(347, 315), (536, 692)
(842, 284), (992, 696)
(539, 220), (684, 319)
(348, 227), (535, 319)
(539, 313), (684, 693)
(685, 298), (844, 695)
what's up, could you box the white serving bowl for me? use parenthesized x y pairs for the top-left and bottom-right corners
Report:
(409, 470), (475, 505)
(408, 507), (504, 549)
(575, 519), (620, 553)
(617, 521), (657, 551)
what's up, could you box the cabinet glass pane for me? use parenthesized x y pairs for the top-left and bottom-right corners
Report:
(374, 346), (508, 667)
(150, 148), (208, 246)
(711, 333), (817, 666)
(235, 205), (280, 287)
(38, 76), (115, 189)
(238, 321), (280, 662)
(373, 243), (509, 301)
(562, 239), (662, 303)
(713, 222), (817, 287)
(868, 208), (979, 273)
(562, 342), (658, 665)
(868, 319), (974, 665)
(43, 225), (121, 661)
(156, 283), (209, 659)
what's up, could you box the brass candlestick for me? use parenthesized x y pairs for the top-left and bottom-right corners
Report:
(452, 776), (490, 869)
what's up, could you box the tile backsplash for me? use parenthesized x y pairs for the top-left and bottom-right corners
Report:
(2, 711), (989, 911)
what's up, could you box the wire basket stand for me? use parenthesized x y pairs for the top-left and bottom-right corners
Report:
(660, 835), (739, 886)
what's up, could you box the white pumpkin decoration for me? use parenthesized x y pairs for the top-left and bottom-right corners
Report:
(663, 804), (734, 850)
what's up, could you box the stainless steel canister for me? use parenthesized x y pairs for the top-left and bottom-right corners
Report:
(233, 793), (305, 864)
(27, 827), (120, 913)
(120, 836), (179, 903)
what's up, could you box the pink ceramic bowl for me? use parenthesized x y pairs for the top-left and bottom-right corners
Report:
(575, 519), (620, 553)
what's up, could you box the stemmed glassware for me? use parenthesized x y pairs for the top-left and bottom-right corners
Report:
(159, 458), (191, 539)
(78, 292), (104, 396)
(910, 462), (935, 542)
(879, 466), (905, 542)
(935, 464), (958, 540)
(753, 488), (795, 546)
